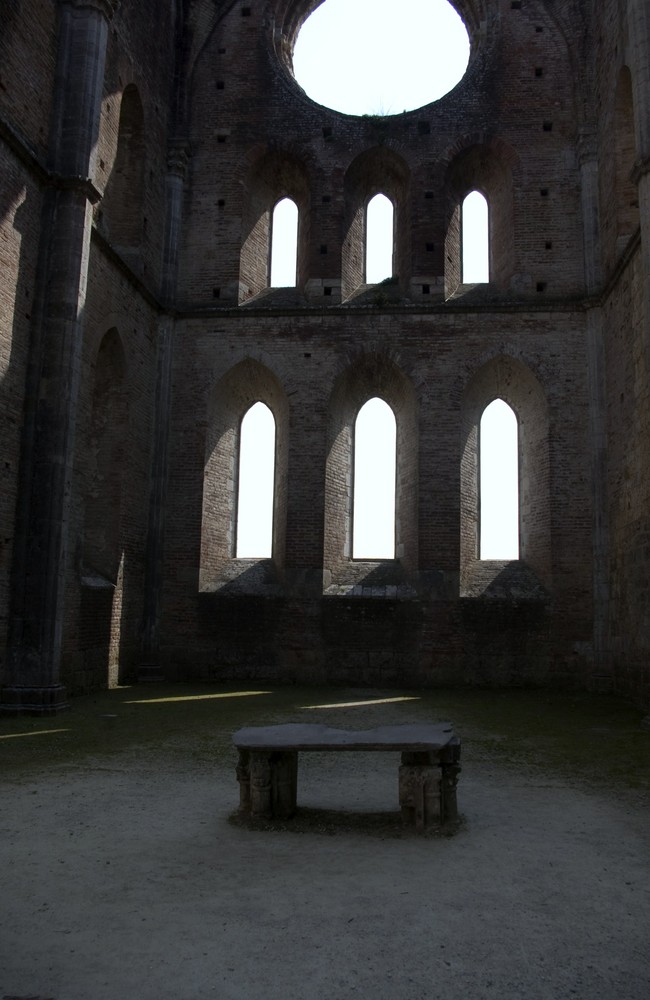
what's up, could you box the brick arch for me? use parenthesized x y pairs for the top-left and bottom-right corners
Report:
(102, 85), (146, 255)
(200, 359), (290, 588)
(342, 147), (411, 297)
(324, 352), (418, 581)
(239, 149), (312, 302)
(444, 139), (517, 295)
(460, 354), (551, 590)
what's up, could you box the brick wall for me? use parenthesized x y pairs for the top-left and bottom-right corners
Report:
(2, 0), (650, 707)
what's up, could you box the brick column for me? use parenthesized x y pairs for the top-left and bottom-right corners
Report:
(1, 0), (118, 714)
(579, 127), (611, 687)
(627, 0), (650, 359)
(140, 143), (190, 676)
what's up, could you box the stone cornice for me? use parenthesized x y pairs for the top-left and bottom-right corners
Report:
(52, 173), (103, 204)
(57, 0), (120, 18)
(0, 114), (49, 183)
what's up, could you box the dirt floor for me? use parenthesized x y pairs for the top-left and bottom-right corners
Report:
(1, 683), (649, 1000)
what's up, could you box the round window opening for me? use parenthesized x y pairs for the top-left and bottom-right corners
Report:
(292, 0), (470, 116)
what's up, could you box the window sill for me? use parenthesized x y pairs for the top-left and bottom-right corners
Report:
(324, 559), (417, 598)
(200, 558), (283, 597)
(460, 560), (549, 600)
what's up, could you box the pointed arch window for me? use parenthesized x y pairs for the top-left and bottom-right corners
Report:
(462, 190), (489, 283)
(366, 193), (394, 283)
(353, 397), (396, 559)
(480, 398), (519, 559)
(108, 85), (145, 249)
(236, 401), (276, 557)
(270, 197), (298, 286)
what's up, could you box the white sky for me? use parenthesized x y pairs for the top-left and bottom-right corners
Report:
(239, 1), (518, 561)
(353, 398), (396, 558)
(292, 0), (470, 116)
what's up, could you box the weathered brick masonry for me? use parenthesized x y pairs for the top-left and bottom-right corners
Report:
(1, 0), (649, 711)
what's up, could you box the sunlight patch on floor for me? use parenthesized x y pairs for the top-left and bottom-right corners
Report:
(301, 696), (420, 710)
(124, 690), (272, 705)
(0, 728), (71, 740)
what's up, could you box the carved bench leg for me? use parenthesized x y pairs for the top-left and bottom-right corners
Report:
(440, 737), (462, 824)
(236, 749), (251, 815)
(247, 750), (298, 819)
(250, 752), (273, 818)
(399, 752), (442, 832)
(271, 750), (298, 819)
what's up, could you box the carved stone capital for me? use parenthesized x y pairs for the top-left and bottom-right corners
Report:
(631, 156), (650, 185)
(577, 127), (598, 166)
(58, 0), (120, 19)
(167, 142), (191, 179)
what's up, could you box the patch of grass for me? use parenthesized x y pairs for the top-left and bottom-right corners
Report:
(1, 683), (648, 798)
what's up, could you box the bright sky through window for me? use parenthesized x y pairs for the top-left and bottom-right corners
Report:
(462, 190), (489, 283)
(366, 194), (394, 283)
(270, 198), (298, 286)
(293, 0), (470, 116)
(236, 402), (275, 557)
(480, 399), (519, 559)
(353, 398), (397, 559)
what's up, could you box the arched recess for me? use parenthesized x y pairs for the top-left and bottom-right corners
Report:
(82, 328), (128, 583)
(460, 355), (551, 592)
(444, 140), (516, 297)
(613, 66), (639, 255)
(103, 85), (146, 252)
(239, 150), (310, 302)
(342, 147), (410, 299)
(324, 354), (418, 585)
(200, 359), (289, 589)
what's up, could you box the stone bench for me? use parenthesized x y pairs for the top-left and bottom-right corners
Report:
(232, 723), (461, 832)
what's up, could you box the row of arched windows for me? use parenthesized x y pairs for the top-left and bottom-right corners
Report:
(268, 190), (490, 287)
(234, 396), (518, 562)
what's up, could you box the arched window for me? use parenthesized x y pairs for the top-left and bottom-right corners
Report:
(480, 398), (518, 559)
(462, 190), (489, 283)
(236, 401), (276, 558)
(107, 85), (145, 249)
(353, 397), (396, 559)
(270, 198), (298, 286)
(366, 193), (394, 283)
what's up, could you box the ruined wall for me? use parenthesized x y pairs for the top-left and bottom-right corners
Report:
(593, 0), (650, 707)
(2, 0), (650, 707)
(0, 0), (57, 684)
(158, 0), (598, 688)
(163, 304), (593, 687)
(0, 0), (175, 698)
(58, 1), (177, 693)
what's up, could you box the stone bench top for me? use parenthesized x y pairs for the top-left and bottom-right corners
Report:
(232, 722), (455, 752)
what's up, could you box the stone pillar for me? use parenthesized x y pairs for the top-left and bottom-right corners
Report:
(1, 0), (119, 714)
(139, 143), (190, 677)
(578, 128), (603, 295)
(627, 0), (650, 360)
(627, 0), (650, 156)
(579, 128), (611, 687)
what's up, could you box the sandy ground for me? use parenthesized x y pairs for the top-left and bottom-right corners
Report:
(1, 685), (649, 1000)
